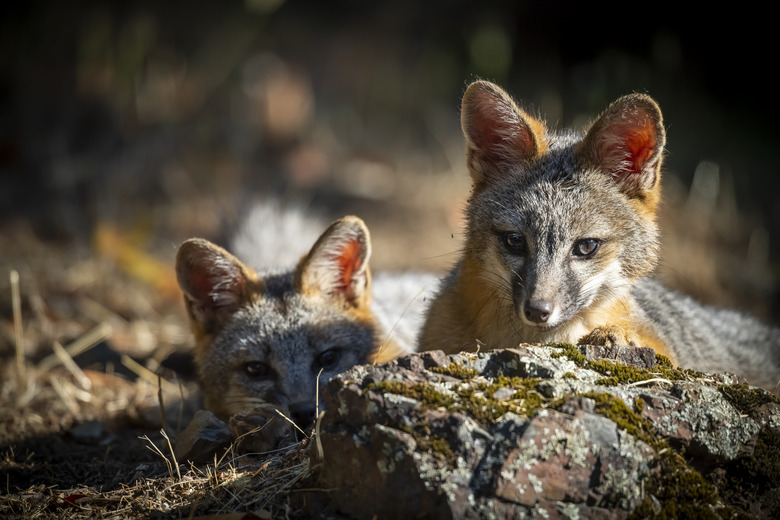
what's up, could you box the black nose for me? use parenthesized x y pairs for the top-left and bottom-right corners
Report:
(524, 299), (553, 324)
(289, 402), (317, 432)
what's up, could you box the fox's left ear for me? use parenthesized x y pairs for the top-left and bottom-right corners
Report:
(461, 80), (548, 191)
(176, 238), (254, 336)
(296, 216), (371, 309)
(579, 94), (665, 203)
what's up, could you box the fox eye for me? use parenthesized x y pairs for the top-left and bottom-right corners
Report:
(572, 238), (600, 258)
(316, 349), (341, 370)
(503, 232), (526, 255)
(244, 361), (270, 378)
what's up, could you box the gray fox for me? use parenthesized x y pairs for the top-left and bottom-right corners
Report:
(176, 214), (433, 426)
(419, 80), (780, 389)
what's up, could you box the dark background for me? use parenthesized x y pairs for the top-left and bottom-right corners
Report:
(1, 0), (779, 322)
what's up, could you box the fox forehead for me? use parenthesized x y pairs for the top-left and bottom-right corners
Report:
(218, 294), (364, 349)
(207, 292), (371, 371)
(473, 173), (630, 242)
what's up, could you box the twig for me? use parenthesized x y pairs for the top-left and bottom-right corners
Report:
(160, 429), (181, 480)
(10, 270), (25, 391)
(142, 435), (174, 480)
(627, 377), (674, 387)
(177, 379), (186, 434)
(315, 367), (323, 419)
(52, 340), (92, 390)
(37, 322), (113, 371)
(314, 410), (325, 462)
(314, 367), (325, 462)
(275, 409), (308, 438)
(158, 374), (168, 436)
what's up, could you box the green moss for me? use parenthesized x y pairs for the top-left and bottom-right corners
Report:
(629, 450), (727, 519)
(371, 377), (548, 426)
(568, 392), (740, 519)
(461, 378), (546, 423)
(752, 428), (780, 486)
(751, 428), (780, 488)
(719, 383), (780, 415)
(428, 362), (479, 380)
(561, 371), (578, 380)
(548, 344), (704, 387)
(373, 358), (762, 517)
(718, 426), (780, 514)
(655, 353), (674, 369)
(590, 359), (653, 386)
(371, 381), (456, 410)
(400, 424), (454, 462)
(577, 392), (660, 448)
(548, 343), (587, 366)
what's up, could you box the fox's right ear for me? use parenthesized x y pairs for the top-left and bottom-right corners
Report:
(176, 238), (252, 335)
(296, 216), (371, 309)
(461, 80), (547, 190)
(579, 93), (665, 205)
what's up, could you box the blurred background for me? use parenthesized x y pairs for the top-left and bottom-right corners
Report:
(1, 0), (779, 364)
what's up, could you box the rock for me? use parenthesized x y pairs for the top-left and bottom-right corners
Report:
(315, 345), (780, 519)
(174, 410), (232, 465)
(68, 420), (104, 444)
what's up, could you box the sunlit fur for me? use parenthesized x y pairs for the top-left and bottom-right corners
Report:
(421, 127), (658, 353)
(420, 80), (780, 389)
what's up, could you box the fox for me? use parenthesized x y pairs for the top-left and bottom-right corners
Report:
(176, 214), (433, 426)
(419, 79), (780, 389)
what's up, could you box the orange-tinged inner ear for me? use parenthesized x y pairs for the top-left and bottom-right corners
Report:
(626, 127), (657, 174)
(337, 240), (363, 293)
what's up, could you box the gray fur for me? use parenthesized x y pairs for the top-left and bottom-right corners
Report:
(198, 269), (377, 419)
(634, 278), (780, 389)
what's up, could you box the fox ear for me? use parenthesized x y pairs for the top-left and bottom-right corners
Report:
(580, 94), (665, 201)
(296, 216), (371, 309)
(461, 80), (547, 189)
(176, 238), (252, 335)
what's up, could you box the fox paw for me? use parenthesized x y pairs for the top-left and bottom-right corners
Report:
(577, 325), (638, 348)
(229, 405), (297, 453)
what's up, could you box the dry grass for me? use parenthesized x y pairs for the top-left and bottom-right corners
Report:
(2, 437), (313, 519)
(0, 287), (315, 519)
(0, 223), (336, 519)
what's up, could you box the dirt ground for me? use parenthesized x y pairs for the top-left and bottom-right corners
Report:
(2, 2), (779, 518)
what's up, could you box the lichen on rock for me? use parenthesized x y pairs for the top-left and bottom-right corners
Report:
(314, 345), (780, 519)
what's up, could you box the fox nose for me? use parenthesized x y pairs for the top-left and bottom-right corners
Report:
(289, 402), (317, 432)
(524, 299), (553, 324)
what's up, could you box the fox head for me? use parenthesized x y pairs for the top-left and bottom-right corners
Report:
(459, 80), (665, 342)
(175, 216), (379, 426)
